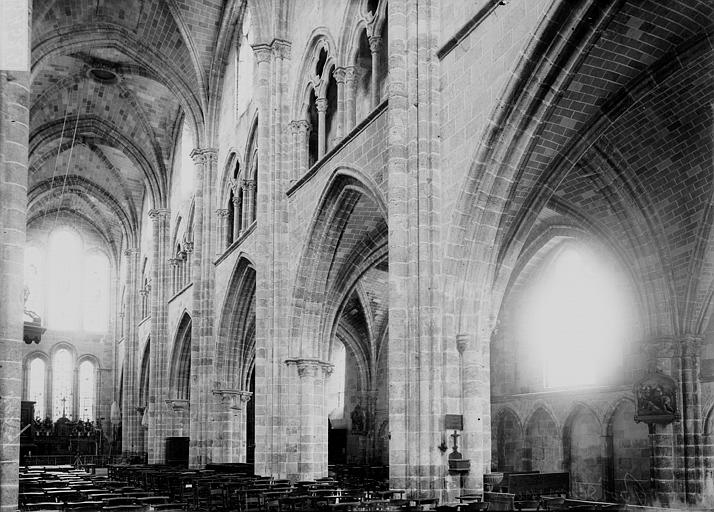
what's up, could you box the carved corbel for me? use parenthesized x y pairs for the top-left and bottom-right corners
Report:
(212, 389), (253, 412)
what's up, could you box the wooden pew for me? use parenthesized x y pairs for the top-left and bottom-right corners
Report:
(506, 472), (570, 500)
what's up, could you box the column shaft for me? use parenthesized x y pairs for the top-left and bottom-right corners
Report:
(343, 67), (357, 132)
(189, 148), (218, 468)
(369, 37), (383, 107)
(147, 209), (170, 464)
(232, 193), (242, 241)
(316, 97), (327, 159)
(240, 180), (251, 232)
(387, 0), (445, 499)
(0, 57), (30, 512)
(333, 68), (346, 139)
(121, 249), (141, 456)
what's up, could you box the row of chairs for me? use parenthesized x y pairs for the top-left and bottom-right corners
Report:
(19, 465), (186, 511)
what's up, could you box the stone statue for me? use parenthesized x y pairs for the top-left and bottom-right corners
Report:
(351, 403), (366, 434)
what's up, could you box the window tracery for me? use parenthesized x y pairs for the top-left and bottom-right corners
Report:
(78, 360), (96, 421)
(52, 348), (74, 420)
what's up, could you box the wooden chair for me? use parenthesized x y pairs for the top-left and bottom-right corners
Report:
(65, 501), (105, 510)
(542, 497), (567, 511)
(25, 503), (64, 511)
(462, 503), (490, 511)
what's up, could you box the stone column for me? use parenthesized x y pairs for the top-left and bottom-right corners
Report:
(188, 148), (218, 468)
(368, 36), (383, 107)
(295, 121), (311, 178)
(680, 336), (703, 503)
(168, 257), (179, 295)
(343, 67), (357, 132)
(138, 287), (149, 320)
(316, 97), (327, 159)
(215, 209), (229, 255)
(241, 179), (255, 228)
(252, 43), (276, 477)
(285, 359), (333, 480)
(146, 208), (170, 464)
(252, 38), (293, 479)
(458, 332), (489, 494)
(0, 3), (30, 505)
(289, 121), (300, 182)
(231, 184), (242, 241)
(333, 68), (346, 139)
(184, 241), (193, 284)
(121, 248), (141, 457)
(387, 0), (445, 500)
(212, 389), (252, 463)
(645, 338), (679, 506)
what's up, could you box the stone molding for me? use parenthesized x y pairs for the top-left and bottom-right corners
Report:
(148, 208), (170, 220)
(190, 147), (218, 165)
(212, 389), (253, 411)
(165, 399), (190, 413)
(642, 335), (704, 359)
(285, 358), (334, 378)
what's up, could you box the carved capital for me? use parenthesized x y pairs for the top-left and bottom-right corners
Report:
(148, 208), (170, 221)
(456, 333), (471, 355)
(124, 247), (139, 257)
(168, 257), (180, 267)
(216, 208), (230, 218)
(680, 335), (703, 358)
(294, 119), (311, 134)
(285, 358), (333, 378)
(272, 39), (291, 59)
(315, 98), (328, 113)
(368, 36), (383, 54)
(190, 148), (218, 165)
(252, 44), (272, 64)
(343, 66), (358, 84)
(184, 241), (194, 253)
(212, 389), (253, 411)
(333, 67), (347, 83)
(240, 178), (256, 191)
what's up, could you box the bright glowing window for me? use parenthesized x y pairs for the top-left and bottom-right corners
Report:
(518, 246), (628, 388)
(28, 358), (47, 420)
(52, 349), (74, 419)
(83, 252), (110, 332)
(48, 229), (82, 330)
(78, 360), (96, 421)
(24, 246), (44, 317)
